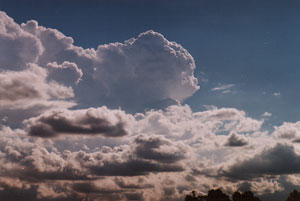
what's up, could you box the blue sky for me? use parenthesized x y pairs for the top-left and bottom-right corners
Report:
(3, 0), (300, 126)
(1, 1), (300, 201)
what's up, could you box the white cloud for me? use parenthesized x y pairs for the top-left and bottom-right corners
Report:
(273, 122), (300, 140)
(262, 112), (272, 117)
(212, 84), (235, 91)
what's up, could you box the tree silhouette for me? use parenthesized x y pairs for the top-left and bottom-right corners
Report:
(185, 188), (300, 201)
(232, 191), (260, 201)
(185, 189), (261, 201)
(185, 189), (231, 201)
(286, 190), (300, 201)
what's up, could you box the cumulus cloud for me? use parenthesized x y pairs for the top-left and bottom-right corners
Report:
(133, 135), (186, 163)
(0, 103), (290, 201)
(273, 122), (300, 140)
(224, 132), (248, 147)
(193, 107), (264, 134)
(0, 126), (188, 201)
(88, 135), (186, 176)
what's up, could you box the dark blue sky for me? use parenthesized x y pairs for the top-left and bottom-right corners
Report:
(2, 0), (300, 126)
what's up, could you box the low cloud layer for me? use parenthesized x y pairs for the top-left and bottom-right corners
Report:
(0, 104), (286, 201)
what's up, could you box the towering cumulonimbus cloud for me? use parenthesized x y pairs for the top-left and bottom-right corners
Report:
(0, 11), (199, 113)
(91, 30), (199, 110)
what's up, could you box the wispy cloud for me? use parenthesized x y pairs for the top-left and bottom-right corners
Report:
(211, 84), (235, 94)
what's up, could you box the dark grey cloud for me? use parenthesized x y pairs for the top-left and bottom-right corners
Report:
(224, 132), (248, 147)
(72, 182), (127, 201)
(90, 158), (184, 176)
(88, 135), (187, 177)
(134, 135), (186, 163)
(125, 192), (144, 201)
(0, 184), (83, 201)
(25, 107), (129, 137)
(223, 144), (300, 180)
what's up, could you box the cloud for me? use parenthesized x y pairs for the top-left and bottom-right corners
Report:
(273, 122), (300, 140)
(0, 12), (43, 70)
(0, 64), (74, 110)
(223, 144), (300, 179)
(0, 103), (287, 201)
(211, 84), (235, 94)
(88, 135), (186, 176)
(1, 11), (200, 112)
(193, 107), (264, 133)
(0, 126), (185, 182)
(114, 177), (154, 189)
(25, 107), (130, 138)
(261, 112), (272, 117)
(17, 13), (199, 111)
(89, 158), (184, 177)
(91, 30), (199, 111)
(224, 132), (248, 147)
(133, 135), (186, 163)
(1, 10), (298, 201)
(273, 92), (280, 97)
(212, 84), (235, 91)
(46, 61), (83, 85)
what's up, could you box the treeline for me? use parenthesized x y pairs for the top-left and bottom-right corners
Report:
(185, 189), (300, 201)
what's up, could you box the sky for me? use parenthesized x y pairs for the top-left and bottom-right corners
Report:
(1, 0), (300, 200)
